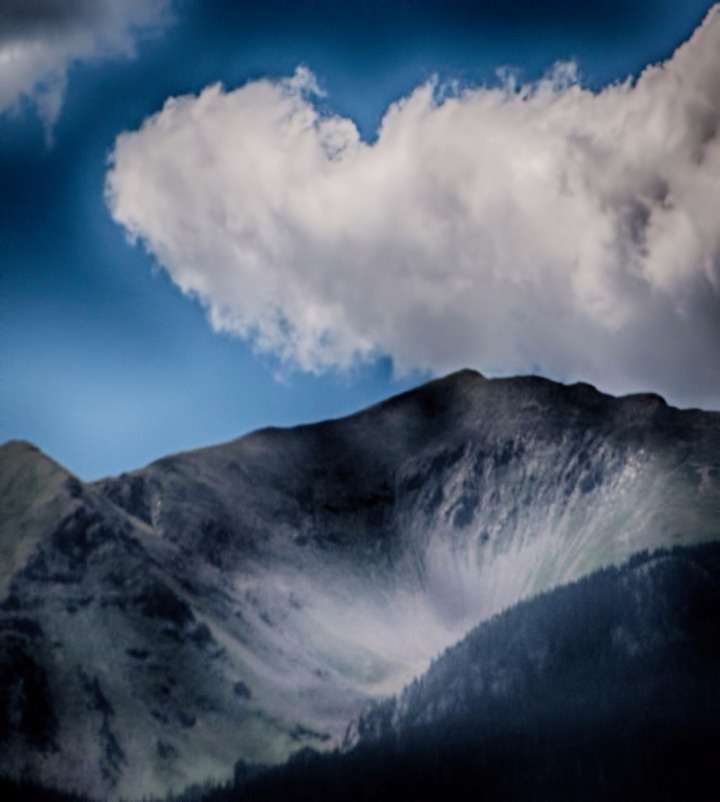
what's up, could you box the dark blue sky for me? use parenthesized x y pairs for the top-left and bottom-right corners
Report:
(2, 1), (717, 478)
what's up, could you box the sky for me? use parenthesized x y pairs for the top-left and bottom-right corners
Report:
(2, 0), (719, 480)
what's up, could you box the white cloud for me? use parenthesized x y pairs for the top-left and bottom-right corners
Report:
(107, 6), (720, 409)
(0, 0), (174, 139)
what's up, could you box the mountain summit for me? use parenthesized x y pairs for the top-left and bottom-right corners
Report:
(1, 371), (718, 799)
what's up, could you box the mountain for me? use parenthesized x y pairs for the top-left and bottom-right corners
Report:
(0, 370), (718, 799)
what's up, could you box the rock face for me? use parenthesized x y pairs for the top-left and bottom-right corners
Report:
(0, 370), (718, 799)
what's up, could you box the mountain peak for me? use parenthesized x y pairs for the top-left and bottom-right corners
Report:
(0, 439), (74, 490)
(0, 438), (43, 457)
(441, 367), (486, 382)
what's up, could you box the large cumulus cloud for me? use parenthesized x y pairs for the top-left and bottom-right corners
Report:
(106, 6), (720, 408)
(0, 0), (174, 138)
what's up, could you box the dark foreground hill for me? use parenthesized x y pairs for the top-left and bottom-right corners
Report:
(0, 370), (718, 798)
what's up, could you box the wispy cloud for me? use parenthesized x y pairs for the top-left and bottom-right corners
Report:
(0, 0), (174, 140)
(107, 6), (720, 408)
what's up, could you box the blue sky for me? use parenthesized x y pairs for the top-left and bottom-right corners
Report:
(2, 0), (718, 479)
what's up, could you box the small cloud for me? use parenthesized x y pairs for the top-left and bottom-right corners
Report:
(0, 0), (175, 141)
(106, 6), (720, 409)
(283, 65), (325, 97)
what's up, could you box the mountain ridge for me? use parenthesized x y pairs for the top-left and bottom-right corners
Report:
(3, 368), (716, 481)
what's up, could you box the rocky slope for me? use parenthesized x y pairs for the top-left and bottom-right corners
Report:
(0, 370), (718, 799)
